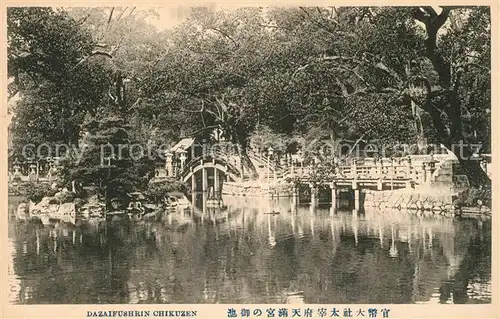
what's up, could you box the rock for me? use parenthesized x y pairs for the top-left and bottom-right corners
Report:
(415, 200), (423, 210)
(423, 201), (433, 211)
(443, 204), (453, 212)
(432, 203), (442, 212)
(400, 201), (408, 210)
(480, 205), (490, 213)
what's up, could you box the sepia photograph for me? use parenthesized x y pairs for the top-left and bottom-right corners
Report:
(4, 3), (493, 312)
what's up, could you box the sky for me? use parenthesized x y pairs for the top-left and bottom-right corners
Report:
(145, 4), (221, 31)
(145, 7), (191, 31)
(144, 5), (443, 31)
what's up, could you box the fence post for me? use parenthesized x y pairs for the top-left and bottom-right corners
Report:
(330, 182), (337, 210)
(351, 159), (358, 181)
(377, 159), (383, 190)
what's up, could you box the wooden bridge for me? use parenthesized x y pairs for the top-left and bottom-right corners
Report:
(287, 156), (440, 211)
(7, 139), (448, 211)
(170, 144), (444, 208)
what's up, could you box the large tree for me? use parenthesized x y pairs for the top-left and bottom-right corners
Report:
(267, 6), (490, 187)
(8, 6), (490, 188)
(8, 7), (114, 151)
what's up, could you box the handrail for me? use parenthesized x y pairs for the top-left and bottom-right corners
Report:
(178, 154), (243, 179)
(170, 145), (441, 184)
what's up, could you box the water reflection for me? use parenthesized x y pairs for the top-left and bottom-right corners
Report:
(7, 196), (491, 304)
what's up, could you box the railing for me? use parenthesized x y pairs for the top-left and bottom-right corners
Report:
(177, 153), (243, 181)
(173, 146), (439, 185)
(280, 157), (435, 185)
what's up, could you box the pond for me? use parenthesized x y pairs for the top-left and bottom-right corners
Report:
(7, 194), (491, 304)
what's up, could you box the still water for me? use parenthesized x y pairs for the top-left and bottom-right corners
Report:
(7, 195), (491, 304)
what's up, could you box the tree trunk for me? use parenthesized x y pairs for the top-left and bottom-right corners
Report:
(240, 148), (258, 180)
(450, 144), (490, 188)
(69, 127), (80, 148)
(414, 8), (491, 189)
(235, 134), (258, 180)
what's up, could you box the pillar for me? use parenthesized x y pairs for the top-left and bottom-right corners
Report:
(330, 183), (337, 209)
(425, 166), (433, 183)
(191, 192), (196, 215)
(191, 168), (196, 192)
(421, 163), (427, 184)
(214, 168), (219, 198)
(165, 153), (173, 177)
(292, 185), (299, 206)
(351, 159), (358, 179)
(377, 160), (383, 190)
(202, 192), (207, 214)
(202, 166), (208, 192)
(391, 158), (396, 190)
(406, 158), (412, 179)
(310, 183), (318, 206)
(353, 183), (360, 212)
(180, 151), (187, 171)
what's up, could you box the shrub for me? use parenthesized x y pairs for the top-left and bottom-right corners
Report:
(145, 179), (189, 203)
(455, 186), (492, 208)
(56, 191), (75, 203)
(19, 182), (57, 203)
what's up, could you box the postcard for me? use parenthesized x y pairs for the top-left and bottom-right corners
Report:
(1, 1), (498, 318)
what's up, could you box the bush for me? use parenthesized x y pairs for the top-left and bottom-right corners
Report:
(12, 176), (22, 183)
(56, 191), (75, 203)
(145, 179), (189, 203)
(455, 186), (492, 208)
(19, 182), (57, 203)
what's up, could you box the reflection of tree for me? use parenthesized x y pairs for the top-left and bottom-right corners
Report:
(9, 222), (132, 303)
(438, 219), (491, 304)
(7, 199), (491, 304)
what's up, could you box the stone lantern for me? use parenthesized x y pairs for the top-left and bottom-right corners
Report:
(165, 151), (173, 177)
(13, 158), (21, 176)
(297, 149), (304, 175)
(423, 153), (438, 183)
(179, 150), (187, 171)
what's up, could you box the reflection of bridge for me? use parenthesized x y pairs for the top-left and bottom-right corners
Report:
(179, 156), (240, 195)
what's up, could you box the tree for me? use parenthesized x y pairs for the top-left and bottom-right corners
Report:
(270, 6), (490, 187)
(9, 6), (489, 189)
(138, 7), (287, 178)
(58, 113), (155, 208)
(412, 6), (490, 187)
(8, 7), (114, 150)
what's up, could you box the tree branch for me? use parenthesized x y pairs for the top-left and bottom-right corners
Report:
(107, 7), (115, 26)
(73, 50), (114, 70)
(115, 7), (128, 22)
(208, 27), (239, 48)
(180, 125), (219, 139)
(413, 8), (430, 24)
(422, 6), (438, 18)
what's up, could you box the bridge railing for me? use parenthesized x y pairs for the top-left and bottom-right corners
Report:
(177, 151), (435, 185)
(281, 157), (433, 184)
(178, 152), (244, 181)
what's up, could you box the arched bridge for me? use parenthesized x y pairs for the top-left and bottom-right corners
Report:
(178, 154), (243, 195)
